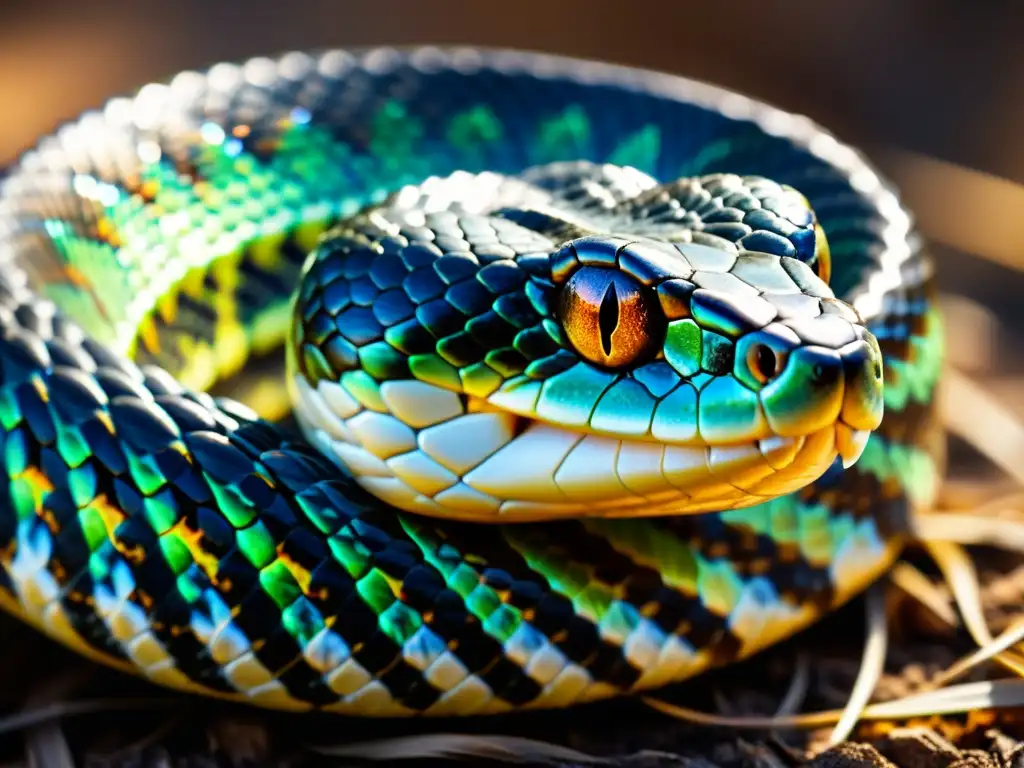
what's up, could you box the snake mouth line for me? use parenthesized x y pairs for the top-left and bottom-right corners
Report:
(293, 373), (853, 522)
(468, 419), (847, 520)
(466, 396), (872, 514)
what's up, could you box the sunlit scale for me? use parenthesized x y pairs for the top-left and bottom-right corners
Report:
(0, 48), (942, 716)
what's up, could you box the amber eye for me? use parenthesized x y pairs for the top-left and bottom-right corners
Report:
(558, 266), (661, 369)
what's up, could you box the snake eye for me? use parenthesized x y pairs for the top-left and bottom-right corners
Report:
(558, 266), (661, 369)
(747, 342), (784, 384)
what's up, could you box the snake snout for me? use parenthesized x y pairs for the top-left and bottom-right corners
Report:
(832, 331), (884, 468)
(758, 311), (884, 465)
(839, 331), (885, 432)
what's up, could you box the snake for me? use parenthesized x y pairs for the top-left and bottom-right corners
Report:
(0, 47), (944, 717)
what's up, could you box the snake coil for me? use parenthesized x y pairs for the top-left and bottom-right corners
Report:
(0, 48), (943, 716)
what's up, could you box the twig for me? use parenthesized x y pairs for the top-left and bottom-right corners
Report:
(829, 585), (888, 745)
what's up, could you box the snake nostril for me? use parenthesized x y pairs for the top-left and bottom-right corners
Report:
(811, 362), (834, 386)
(873, 361), (882, 380)
(748, 343), (782, 384)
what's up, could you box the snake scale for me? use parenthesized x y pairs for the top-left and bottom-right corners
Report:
(0, 48), (945, 716)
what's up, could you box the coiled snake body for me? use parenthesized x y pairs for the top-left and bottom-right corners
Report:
(0, 48), (944, 716)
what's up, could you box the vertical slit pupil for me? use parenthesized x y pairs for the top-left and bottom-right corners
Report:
(599, 281), (619, 357)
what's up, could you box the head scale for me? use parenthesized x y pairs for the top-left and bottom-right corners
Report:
(287, 167), (884, 522)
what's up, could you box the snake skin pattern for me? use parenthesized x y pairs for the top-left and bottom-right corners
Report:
(0, 48), (944, 716)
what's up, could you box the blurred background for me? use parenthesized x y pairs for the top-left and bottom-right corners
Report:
(0, 2), (1023, 762)
(2, 0), (1023, 352)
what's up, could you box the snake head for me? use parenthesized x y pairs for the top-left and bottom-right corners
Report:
(550, 235), (883, 484)
(288, 168), (884, 522)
